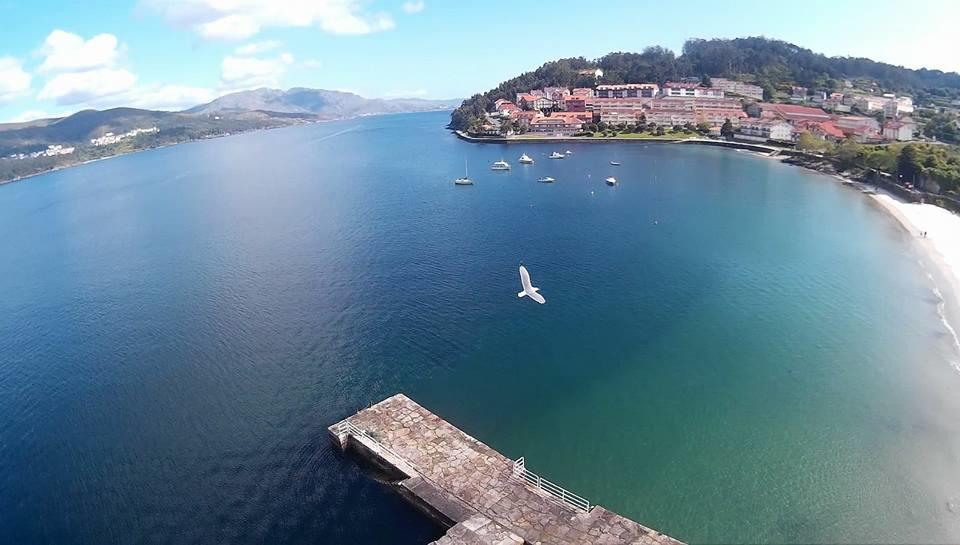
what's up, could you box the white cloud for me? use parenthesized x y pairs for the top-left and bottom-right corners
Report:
(145, 0), (395, 40)
(38, 68), (137, 105)
(38, 30), (122, 73)
(220, 52), (294, 90)
(402, 1), (425, 14)
(198, 14), (261, 40)
(0, 57), (31, 103)
(30, 30), (138, 107)
(302, 58), (322, 69)
(235, 40), (282, 56)
(25, 28), (218, 114)
(129, 85), (217, 110)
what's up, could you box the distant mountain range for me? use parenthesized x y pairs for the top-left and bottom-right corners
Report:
(0, 88), (459, 156)
(186, 87), (460, 118)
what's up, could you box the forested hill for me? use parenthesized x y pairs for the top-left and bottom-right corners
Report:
(450, 37), (960, 130)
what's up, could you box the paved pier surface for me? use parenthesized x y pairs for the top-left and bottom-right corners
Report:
(329, 394), (683, 545)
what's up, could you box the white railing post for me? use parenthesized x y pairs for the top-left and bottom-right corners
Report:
(510, 455), (591, 513)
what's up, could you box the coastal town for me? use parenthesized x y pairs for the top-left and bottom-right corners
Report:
(3, 126), (160, 163)
(89, 126), (159, 147)
(474, 71), (921, 146)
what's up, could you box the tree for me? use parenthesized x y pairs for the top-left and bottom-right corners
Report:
(923, 112), (960, 143)
(636, 114), (648, 133)
(761, 83), (776, 101)
(895, 143), (960, 192)
(655, 125), (666, 136)
(696, 122), (711, 134)
(796, 131), (829, 153)
(832, 138), (862, 170)
(720, 118), (735, 139)
(468, 117), (485, 134)
(701, 74), (712, 87)
(863, 147), (897, 173)
(586, 123), (598, 133)
(597, 121), (608, 132)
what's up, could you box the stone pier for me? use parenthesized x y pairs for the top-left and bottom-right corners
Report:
(329, 393), (683, 545)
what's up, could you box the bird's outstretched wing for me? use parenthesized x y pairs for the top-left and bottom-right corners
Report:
(529, 291), (546, 304)
(519, 265), (533, 291)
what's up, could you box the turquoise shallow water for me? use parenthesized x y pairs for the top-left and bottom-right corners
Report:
(1, 111), (959, 544)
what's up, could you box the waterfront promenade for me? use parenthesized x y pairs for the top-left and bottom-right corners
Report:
(453, 130), (784, 155)
(330, 394), (683, 545)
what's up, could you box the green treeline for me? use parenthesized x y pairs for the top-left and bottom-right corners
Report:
(804, 140), (960, 193)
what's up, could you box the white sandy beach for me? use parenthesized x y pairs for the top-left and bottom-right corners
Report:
(870, 192), (960, 368)
(871, 193), (960, 291)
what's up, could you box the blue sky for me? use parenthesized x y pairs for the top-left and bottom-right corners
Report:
(1, 0), (958, 123)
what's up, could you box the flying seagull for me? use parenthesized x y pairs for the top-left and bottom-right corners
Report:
(518, 264), (545, 304)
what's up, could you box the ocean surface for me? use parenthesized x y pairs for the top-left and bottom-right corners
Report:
(2, 111), (960, 544)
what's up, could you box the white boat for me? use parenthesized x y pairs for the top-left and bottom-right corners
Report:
(565, 150), (573, 155)
(605, 176), (617, 186)
(518, 154), (534, 164)
(549, 151), (565, 159)
(455, 159), (473, 185)
(537, 176), (555, 183)
(610, 161), (621, 166)
(491, 159), (511, 170)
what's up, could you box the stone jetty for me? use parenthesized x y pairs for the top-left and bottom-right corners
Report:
(329, 393), (683, 545)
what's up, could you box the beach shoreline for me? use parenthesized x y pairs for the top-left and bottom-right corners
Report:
(770, 156), (960, 370)
(860, 186), (960, 370)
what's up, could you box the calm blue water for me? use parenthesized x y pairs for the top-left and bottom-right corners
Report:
(2, 111), (960, 544)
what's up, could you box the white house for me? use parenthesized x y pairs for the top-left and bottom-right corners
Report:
(738, 119), (795, 142)
(882, 118), (917, 141)
(856, 95), (887, 112)
(883, 96), (914, 118)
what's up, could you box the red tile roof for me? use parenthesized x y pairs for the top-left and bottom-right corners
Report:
(796, 120), (844, 139)
(759, 103), (830, 120)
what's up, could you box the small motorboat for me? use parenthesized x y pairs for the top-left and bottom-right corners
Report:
(610, 161), (621, 166)
(549, 151), (565, 159)
(491, 159), (511, 170)
(605, 176), (617, 186)
(537, 176), (555, 183)
(518, 154), (534, 164)
(565, 150), (573, 155)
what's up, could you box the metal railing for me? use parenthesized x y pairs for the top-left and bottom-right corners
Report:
(336, 420), (409, 466)
(338, 420), (593, 514)
(512, 457), (591, 512)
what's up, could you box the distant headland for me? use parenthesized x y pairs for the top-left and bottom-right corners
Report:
(0, 88), (459, 185)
